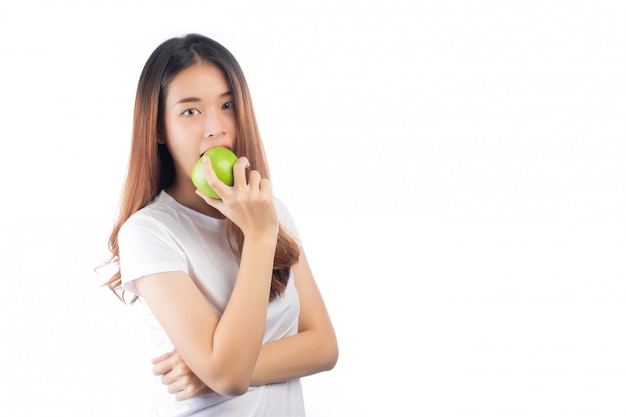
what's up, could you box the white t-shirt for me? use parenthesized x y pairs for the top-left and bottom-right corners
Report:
(119, 191), (305, 416)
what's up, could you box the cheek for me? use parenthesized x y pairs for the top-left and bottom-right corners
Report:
(164, 118), (184, 143)
(226, 113), (237, 129)
(163, 126), (199, 170)
(225, 115), (238, 142)
(164, 119), (195, 151)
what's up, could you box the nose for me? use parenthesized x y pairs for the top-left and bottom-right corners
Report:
(204, 108), (225, 138)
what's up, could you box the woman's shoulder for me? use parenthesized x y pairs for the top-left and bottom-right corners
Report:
(273, 196), (301, 243)
(121, 192), (179, 232)
(273, 195), (294, 224)
(273, 195), (287, 213)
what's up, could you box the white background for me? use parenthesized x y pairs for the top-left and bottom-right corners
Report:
(0, 1), (624, 416)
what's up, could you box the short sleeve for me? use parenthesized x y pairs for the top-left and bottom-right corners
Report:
(118, 216), (188, 296)
(274, 197), (302, 246)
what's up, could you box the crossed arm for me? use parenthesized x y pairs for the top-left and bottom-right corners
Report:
(145, 250), (338, 400)
(133, 157), (337, 399)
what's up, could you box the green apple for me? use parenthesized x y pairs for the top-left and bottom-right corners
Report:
(191, 146), (238, 199)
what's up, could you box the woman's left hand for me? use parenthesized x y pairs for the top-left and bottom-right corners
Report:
(151, 351), (214, 400)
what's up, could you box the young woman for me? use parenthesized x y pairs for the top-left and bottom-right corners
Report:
(103, 33), (338, 416)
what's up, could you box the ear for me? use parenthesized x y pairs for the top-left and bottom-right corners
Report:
(156, 126), (166, 144)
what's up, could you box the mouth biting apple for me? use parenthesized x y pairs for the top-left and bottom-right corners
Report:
(191, 146), (238, 199)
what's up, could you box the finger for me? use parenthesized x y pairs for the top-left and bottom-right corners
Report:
(166, 379), (184, 395)
(248, 170), (261, 190)
(151, 350), (176, 365)
(176, 387), (195, 401)
(175, 378), (207, 401)
(195, 189), (226, 212)
(152, 351), (182, 376)
(200, 156), (231, 199)
(160, 370), (177, 386)
(232, 157), (250, 188)
(152, 359), (173, 376)
(176, 390), (190, 401)
(259, 177), (272, 195)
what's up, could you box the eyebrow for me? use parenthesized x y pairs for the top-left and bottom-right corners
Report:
(174, 91), (233, 105)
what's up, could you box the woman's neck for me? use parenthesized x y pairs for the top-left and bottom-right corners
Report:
(166, 180), (225, 219)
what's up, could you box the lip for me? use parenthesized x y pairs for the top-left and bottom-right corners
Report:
(200, 144), (231, 158)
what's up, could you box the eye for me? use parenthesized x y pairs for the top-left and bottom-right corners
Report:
(182, 108), (200, 116)
(222, 101), (234, 110)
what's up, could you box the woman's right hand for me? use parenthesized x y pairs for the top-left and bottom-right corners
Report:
(195, 156), (278, 241)
(152, 351), (213, 401)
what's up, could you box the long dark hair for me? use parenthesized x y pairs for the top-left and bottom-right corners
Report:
(103, 34), (300, 302)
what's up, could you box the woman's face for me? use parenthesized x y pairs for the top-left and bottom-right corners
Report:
(162, 62), (237, 187)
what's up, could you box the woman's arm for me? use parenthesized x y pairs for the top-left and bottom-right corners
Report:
(251, 250), (338, 385)
(136, 232), (275, 396)
(136, 157), (279, 397)
(151, 250), (338, 399)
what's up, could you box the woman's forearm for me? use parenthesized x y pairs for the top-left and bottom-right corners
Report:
(251, 329), (338, 386)
(251, 251), (338, 386)
(210, 236), (276, 392)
